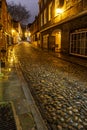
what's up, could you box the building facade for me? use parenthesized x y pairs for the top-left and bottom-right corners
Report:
(29, 16), (40, 47)
(0, 0), (13, 51)
(0, 0), (23, 65)
(12, 20), (23, 44)
(38, 0), (87, 57)
(0, 0), (13, 64)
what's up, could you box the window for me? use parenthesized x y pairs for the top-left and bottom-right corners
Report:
(55, 0), (59, 16)
(55, 0), (64, 8)
(44, 0), (47, 4)
(48, 2), (52, 21)
(44, 8), (47, 24)
(0, 8), (1, 19)
(70, 31), (87, 57)
(0, 1), (2, 8)
(0, 1), (2, 19)
(41, 13), (43, 26)
(41, 0), (43, 9)
(55, 0), (60, 7)
(55, 0), (60, 11)
(66, 0), (72, 9)
(66, 0), (82, 9)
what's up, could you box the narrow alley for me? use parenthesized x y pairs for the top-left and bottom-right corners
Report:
(14, 42), (87, 130)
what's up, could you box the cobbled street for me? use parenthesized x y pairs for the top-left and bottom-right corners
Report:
(14, 42), (87, 130)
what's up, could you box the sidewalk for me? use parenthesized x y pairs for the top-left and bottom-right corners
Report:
(39, 49), (87, 68)
(0, 47), (48, 130)
(51, 52), (87, 68)
(33, 44), (87, 68)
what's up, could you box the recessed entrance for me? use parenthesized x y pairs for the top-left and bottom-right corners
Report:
(52, 29), (61, 52)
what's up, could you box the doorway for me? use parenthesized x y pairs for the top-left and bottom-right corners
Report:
(52, 29), (61, 52)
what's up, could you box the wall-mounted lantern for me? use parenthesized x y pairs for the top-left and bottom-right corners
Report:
(56, 8), (63, 14)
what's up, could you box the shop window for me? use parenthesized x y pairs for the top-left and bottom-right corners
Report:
(70, 31), (87, 57)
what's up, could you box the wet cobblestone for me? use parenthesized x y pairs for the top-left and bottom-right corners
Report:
(14, 43), (87, 130)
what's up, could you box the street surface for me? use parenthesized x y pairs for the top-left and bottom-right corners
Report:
(14, 42), (87, 130)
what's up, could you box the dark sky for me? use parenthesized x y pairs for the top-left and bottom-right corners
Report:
(6, 0), (39, 23)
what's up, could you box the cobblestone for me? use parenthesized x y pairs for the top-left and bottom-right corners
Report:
(14, 43), (87, 130)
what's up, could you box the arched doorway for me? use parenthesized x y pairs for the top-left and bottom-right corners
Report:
(52, 29), (61, 52)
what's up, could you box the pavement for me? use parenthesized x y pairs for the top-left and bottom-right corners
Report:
(34, 44), (87, 68)
(0, 44), (87, 130)
(50, 51), (87, 68)
(0, 46), (48, 130)
(35, 46), (87, 68)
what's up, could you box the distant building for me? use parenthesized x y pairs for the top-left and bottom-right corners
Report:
(0, 0), (13, 65)
(29, 16), (40, 47)
(0, 0), (23, 64)
(12, 20), (23, 44)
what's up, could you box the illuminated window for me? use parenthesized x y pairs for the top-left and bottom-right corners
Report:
(55, 0), (59, 16)
(44, 8), (47, 24)
(48, 2), (52, 21)
(55, 0), (64, 8)
(66, 0), (72, 8)
(66, 0), (82, 9)
(55, 0), (60, 9)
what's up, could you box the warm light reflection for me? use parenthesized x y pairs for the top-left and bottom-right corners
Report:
(28, 32), (31, 37)
(25, 32), (27, 37)
(10, 58), (13, 63)
(25, 31), (31, 37)
(11, 29), (16, 36)
(8, 68), (11, 72)
(12, 29), (15, 33)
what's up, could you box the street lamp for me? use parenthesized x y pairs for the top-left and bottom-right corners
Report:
(28, 32), (31, 37)
(56, 8), (63, 14)
(25, 32), (27, 38)
(11, 29), (15, 36)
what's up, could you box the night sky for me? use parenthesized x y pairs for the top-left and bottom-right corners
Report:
(6, 0), (39, 23)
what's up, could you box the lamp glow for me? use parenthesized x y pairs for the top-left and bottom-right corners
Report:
(56, 8), (63, 14)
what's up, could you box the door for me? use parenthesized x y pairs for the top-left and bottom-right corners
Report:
(48, 36), (55, 51)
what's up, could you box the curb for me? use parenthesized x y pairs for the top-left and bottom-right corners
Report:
(15, 63), (48, 130)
